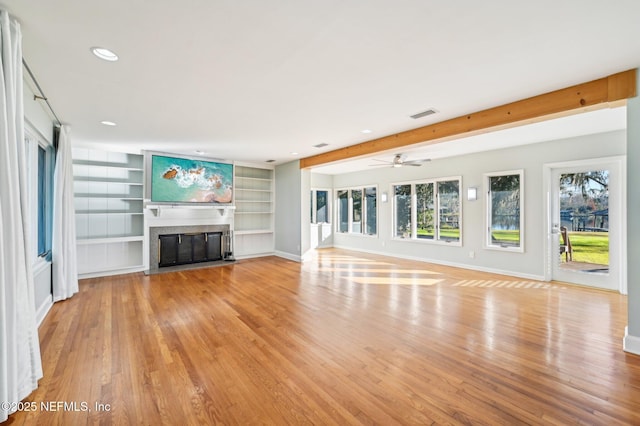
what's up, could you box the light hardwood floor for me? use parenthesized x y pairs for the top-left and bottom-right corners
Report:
(8, 249), (640, 425)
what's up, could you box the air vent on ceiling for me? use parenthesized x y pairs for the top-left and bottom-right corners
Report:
(313, 143), (329, 148)
(265, 159), (276, 163)
(410, 108), (437, 119)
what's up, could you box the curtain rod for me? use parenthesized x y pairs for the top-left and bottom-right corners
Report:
(22, 58), (62, 127)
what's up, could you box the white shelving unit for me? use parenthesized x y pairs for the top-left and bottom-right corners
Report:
(72, 148), (145, 277)
(234, 165), (274, 257)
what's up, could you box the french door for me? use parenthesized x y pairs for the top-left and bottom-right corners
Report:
(545, 157), (625, 292)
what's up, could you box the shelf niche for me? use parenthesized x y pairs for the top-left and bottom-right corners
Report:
(72, 148), (145, 277)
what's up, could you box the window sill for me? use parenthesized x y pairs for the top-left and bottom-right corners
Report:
(484, 244), (525, 253)
(33, 256), (52, 274)
(391, 237), (462, 247)
(335, 232), (378, 238)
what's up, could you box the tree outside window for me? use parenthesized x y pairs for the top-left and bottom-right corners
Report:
(337, 190), (348, 233)
(393, 178), (461, 244)
(416, 183), (434, 239)
(486, 171), (523, 250)
(394, 184), (412, 238)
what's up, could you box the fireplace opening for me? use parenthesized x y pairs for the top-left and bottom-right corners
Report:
(158, 232), (223, 267)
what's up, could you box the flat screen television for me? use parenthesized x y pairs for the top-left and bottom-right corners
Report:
(150, 154), (233, 204)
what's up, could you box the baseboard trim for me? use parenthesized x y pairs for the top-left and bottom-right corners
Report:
(79, 266), (147, 279)
(275, 251), (302, 262)
(332, 244), (546, 282)
(624, 327), (640, 356)
(36, 295), (53, 328)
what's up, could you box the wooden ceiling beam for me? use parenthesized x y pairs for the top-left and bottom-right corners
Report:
(300, 69), (636, 169)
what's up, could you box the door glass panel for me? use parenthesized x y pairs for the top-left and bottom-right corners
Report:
(558, 170), (609, 274)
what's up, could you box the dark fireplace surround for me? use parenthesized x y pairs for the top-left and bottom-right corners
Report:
(148, 224), (230, 273)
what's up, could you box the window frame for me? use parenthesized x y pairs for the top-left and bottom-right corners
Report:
(484, 169), (524, 253)
(25, 123), (55, 264)
(334, 185), (378, 237)
(310, 188), (331, 225)
(391, 176), (462, 246)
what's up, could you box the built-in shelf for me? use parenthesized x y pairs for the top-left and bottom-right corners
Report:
(235, 211), (273, 215)
(73, 148), (145, 277)
(77, 236), (144, 245)
(235, 230), (274, 235)
(234, 165), (274, 257)
(73, 177), (144, 184)
(76, 211), (144, 215)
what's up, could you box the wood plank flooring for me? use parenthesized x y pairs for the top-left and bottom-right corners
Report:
(8, 249), (640, 425)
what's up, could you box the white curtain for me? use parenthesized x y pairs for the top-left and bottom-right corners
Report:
(0, 10), (43, 423)
(52, 125), (78, 301)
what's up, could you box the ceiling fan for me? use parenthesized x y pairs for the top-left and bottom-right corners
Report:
(369, 153), (431, 168)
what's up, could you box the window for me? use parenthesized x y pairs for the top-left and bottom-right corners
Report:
(394, 184), (411, 238)
(25, 126), (54, 261)
(416, 183), (434, 239)
(392, 177), (462, 244)
(485, 170), (523, 251)
(365, 187), (377, 236)
(335, 186), (377, 235)
(37, 146), (47, 255)
(337, 190), (348, 232)
(310, 189), (329, 224)
(437, 180), (460, 242)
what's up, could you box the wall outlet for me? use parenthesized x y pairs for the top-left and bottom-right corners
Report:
(469, 251), (475, 259)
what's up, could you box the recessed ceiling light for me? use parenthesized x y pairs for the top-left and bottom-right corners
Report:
(195, 150), (205, 155)
(91, 47), (118, 62)
(100, 120), (117, 126)
(313, 143), (329, 148)
(361, 129), (372, 134)
(290, 152), (299, 155)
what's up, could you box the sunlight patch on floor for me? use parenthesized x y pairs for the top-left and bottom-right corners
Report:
(452, 280), (566, 289)
(312, 267), (442, 275)
(349, 276), (443, 286)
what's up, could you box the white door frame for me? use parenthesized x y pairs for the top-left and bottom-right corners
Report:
(543, 156), (627, 294)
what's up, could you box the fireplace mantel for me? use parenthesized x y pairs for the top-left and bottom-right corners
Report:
(145, 204), (235, 217)
(143, 200), (234, 271)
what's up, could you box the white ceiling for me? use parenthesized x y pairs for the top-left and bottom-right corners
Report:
(2, 1), (639, 172)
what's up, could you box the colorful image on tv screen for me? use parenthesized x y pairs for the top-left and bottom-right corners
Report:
(151, 155), (233, 203)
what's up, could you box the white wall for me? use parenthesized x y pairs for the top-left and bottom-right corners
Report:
(310, 172), (334, 249)
(24, 81), (55, 321)
(275, 160), (302, 260)
(24, 82), (53, 141)
(331, 130), (626, 280)
(625, 70), (640, 354)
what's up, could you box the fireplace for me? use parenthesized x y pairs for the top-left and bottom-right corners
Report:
(158, 232), (223, 267)
(148, 224), (231, 273)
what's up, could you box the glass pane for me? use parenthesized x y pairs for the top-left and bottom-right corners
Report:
(559, 170), (609, 273)
(351, 189), (362, 233)
(489, 174), (520, 247)
(394, 184), (412, 238)
(316, 190), (328, 223)
(37, 146), (47, 255)
(365, 187), (376, 235)
(438, 180), (460, 242)
(310, 190), (314, 223)
(416, 183), (434, 239)
(337, 190), (348, 233)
